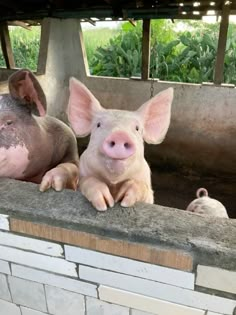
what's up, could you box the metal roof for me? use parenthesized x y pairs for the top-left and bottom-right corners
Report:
(0, 0), (235, 22)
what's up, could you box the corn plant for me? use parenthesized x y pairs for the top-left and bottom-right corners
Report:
(0, 26), (40, 70)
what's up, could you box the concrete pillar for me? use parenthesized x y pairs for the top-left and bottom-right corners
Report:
(38, 18), (88, 120)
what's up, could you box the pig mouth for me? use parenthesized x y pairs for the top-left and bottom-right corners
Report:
(104, 156), (130, 175)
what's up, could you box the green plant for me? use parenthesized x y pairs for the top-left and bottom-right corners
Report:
(0, 26), (40, 70)
(89, 19), (236, 84)
(91, 29), (142, 77)
(224, 23), (236, 84)
(150, 20), (219, 82)
(83, 27), (118, 69)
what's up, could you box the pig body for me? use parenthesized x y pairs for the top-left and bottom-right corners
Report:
(0, 70), (79, 191)
(68, 78), (173, 211)
(186, 188), (229, 218)
(79, 110), (154, 209)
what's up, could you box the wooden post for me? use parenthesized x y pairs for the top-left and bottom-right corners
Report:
(141, 19), (151, 80)
(0, 22), (15, 69)
(37, 19), (50, 74)
(214, 1), (231, 85)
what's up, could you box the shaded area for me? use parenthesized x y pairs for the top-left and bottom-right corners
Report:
(0, 1), (235, 22)
(152, 168), (236, 219)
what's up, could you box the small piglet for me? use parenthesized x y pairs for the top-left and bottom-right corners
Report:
(0, 69), (79, 191)
(186, 188), (229, 218)
(68, 77), (173, 211)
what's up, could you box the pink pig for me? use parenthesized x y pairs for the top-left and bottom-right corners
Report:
(186, 188), (229, 218)
(0, 69), (79, 191)
(68, 77), (173, 211)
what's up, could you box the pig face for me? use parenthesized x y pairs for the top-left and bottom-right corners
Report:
(0, 71), (47, 179)
(68, 78), (173, 184)
(0, 95), (32, 147)
(0, 70), (47, 144)
(87, 109), (144, 179)
(68, 78), (173, 211)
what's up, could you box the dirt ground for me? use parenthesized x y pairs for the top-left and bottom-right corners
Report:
(152, 168), (236, 219)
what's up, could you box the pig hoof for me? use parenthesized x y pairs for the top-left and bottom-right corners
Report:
(92, 197), (109, 211)
(121, 199), (134, 207)
(97, 206), (108, 212)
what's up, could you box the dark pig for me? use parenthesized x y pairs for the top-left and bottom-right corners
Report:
(0, 69), (79, 191)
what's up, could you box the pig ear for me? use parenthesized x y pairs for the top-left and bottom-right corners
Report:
(8, 69), (47, 116)
(68, 77), (103, 136)
(137, 88), (173, 144)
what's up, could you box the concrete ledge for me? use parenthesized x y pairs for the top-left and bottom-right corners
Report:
(0, 178), (235, 271)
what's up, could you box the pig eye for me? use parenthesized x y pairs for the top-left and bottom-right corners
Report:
(97, 122), (101, 128)
(6, 120), (13, 126)
(136, 125), (139, 131)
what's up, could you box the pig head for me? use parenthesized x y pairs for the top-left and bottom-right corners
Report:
(68, 77), (173, 211)
(0, 69), (79, 191)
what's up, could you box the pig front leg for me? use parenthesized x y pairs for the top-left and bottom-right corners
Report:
(115, 179), (154, 207)
(39, 162), (79, 192)
(79, 176), (115, 211)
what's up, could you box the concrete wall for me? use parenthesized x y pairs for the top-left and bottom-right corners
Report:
(0, 178), (236, 315)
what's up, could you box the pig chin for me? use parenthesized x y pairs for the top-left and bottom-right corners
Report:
(103, 156), (131, 177)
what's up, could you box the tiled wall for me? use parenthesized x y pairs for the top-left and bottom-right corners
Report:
(0, 214), (235, 315)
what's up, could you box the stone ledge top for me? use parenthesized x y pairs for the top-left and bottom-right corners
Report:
(0, 178), (236, 271)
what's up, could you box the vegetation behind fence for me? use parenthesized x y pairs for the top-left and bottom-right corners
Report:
(0, 20), (235, 84)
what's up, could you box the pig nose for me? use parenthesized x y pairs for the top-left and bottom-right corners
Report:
(102, 131), (135, 159)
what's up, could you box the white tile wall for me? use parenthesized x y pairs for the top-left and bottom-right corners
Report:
(65, 245), (194, 289)
(86, 296), (129, 315)
(206, 312), (224, 315)
(0, 214), (9, 231)
(0, 231), (63, 257)
(0, 259), (11, 274)
(99, 286), (205, 315)
(80, 266), (236, 314)
(196, 265), (236, 294)
(12, 264), (97, 297)
(131, 311), (155, 315)
(21, 306), (49, 315)
(8, 276), (47, 312)
(45, 285), (85, 315)
(0, 298), (21, 315)
(0, 245), (77, 277)
(0, 273), (11, 302)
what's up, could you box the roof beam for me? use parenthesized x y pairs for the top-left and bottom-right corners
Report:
(8, 20), (31, 30)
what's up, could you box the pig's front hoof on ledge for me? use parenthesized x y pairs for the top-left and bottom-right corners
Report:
(39, 167), (78, 192)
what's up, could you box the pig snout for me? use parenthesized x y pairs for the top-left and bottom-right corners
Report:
(102, 131), (135, 160)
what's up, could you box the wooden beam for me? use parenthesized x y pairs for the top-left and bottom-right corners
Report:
(37, 19), (50, 75)
(0, 22), (15, 69)
(84, 18), (96, 26)
(0, 0), (18, 10)
(214, 1), (231, 85)
(128, 19), (136, 27)
(141, 19), (151, 80)
(8, 21), (31, 30)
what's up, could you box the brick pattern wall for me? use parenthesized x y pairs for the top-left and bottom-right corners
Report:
(0, 213), (235, 315)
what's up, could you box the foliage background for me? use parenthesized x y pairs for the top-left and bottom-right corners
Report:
(0, 26), (41, 71)
(0, 20), (235, 84)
